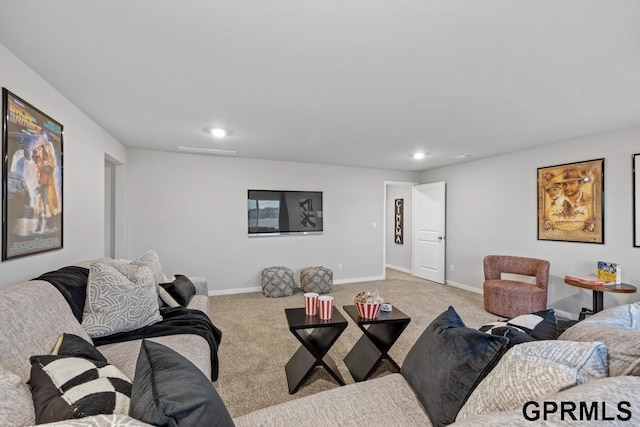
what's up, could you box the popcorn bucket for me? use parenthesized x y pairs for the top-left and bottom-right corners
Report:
(304, 292), (319, 316)
(355, 301), (382, 319)
(318, 296), (334, 320)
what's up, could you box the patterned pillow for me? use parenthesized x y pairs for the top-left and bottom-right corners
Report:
(479, 309), (557, 347)
(29, 354), (131, 424)
(559, 303), (640, 376)
(456, 340), (608, 420)
(130, 250), (167, 284)
(81, 260), (162, 338)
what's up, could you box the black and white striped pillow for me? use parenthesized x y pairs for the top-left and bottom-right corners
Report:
(29, 355), (131, 424)
(479, 309), (557, 348)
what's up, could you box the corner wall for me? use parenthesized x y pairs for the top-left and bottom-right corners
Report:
(0, 42), (127, 287)
(421, 127), (640, 318)
(126, 149), (418, 293)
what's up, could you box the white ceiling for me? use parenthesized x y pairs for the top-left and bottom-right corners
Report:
(0, 1), (638, 171)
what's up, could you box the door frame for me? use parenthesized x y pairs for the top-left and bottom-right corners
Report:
(382, 180), (418, 280)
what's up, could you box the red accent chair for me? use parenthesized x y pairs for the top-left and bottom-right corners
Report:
(483, 255), (550, 318)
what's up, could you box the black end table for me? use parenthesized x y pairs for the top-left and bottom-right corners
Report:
(284, 307), (348, 394)
(343, 304), (411, 382)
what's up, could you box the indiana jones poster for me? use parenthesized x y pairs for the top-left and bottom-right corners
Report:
(537, 159), (604, 244)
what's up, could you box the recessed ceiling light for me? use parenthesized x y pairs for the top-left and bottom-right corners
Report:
(413, 152), (426, 160)
(203, 127), (233, 138)
(454, 153), (476, 159)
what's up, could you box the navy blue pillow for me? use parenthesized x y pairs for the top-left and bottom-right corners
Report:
(401, 306), (509, 427)
(130, 340), (234, 427)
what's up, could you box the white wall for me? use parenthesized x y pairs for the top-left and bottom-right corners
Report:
(126, 150), (418, 293)
(385, 183), (413, 272)
(0, 43), (127, 287)
(421, 127), (640, 318)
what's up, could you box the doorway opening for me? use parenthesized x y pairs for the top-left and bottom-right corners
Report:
(382, 181), (417, 279)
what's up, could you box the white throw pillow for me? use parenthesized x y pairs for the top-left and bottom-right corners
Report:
(130, 250), (167, 284)
(81, 260), (162, 338)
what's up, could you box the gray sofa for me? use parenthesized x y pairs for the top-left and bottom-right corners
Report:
(0, 268), (211, 427)
(234, 304), (640, 427)
(3, 261), (640, 426)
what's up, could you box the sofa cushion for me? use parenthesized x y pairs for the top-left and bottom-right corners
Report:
(52, 333), (107, 363)
(97, 334), (211, 381)
(0, 280), (92, 382)
(81, 260), (162, 338)
(158, 275), (196, 307)
(509, 340), (608, 382)
(233, 373), (430, 427)
(0, 366), (35, 427)
(401, 306), (509, 427)
(130, 340), (234, 427)
(479, 309), (557, 348)
(559, 302), (640, 376)
(29, 354), (132, 424)
(456, 340), (608, 420)
(452, 376), (640, 426)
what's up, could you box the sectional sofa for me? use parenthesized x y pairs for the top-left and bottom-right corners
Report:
(1, 258), (639, 426)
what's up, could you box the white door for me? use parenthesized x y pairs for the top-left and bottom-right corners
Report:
(412, 182), (446, 283)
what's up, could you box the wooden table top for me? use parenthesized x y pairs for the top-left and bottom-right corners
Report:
(564, 278), (637, 294)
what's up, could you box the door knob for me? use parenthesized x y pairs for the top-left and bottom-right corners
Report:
(438, 236), (444, 240)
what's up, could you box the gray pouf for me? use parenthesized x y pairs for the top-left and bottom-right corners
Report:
(261, 266), (295, 298)
(300, 266), (333, 294)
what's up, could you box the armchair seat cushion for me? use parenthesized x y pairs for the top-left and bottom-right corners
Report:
(484, 280), (547, 318)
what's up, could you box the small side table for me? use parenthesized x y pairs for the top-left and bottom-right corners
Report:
(342, 304), (411, 382)
(564, 278), (637, 320)
(284, 307), (348, 394)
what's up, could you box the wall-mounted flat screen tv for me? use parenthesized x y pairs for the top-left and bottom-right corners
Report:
(248, 190), (323, 236)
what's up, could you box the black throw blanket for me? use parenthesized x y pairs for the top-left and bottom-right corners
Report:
(36, 266), (222, 381)
(94, 306), (222, 381)
(35, 266), (89, 322)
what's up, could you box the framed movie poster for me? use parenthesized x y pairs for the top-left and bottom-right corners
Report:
(537, 158), (604, 244)
(633, 154), (640, 247)
(2, 89), (63, 260)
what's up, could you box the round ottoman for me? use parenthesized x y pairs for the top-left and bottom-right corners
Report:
(261, 266), (295, 298)
(300, 266), (333, 294)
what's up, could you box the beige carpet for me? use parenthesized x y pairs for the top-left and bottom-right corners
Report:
(210, 269), (499, 418)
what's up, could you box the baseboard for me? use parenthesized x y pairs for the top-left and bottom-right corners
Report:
(385, 264), (412, 274)
(209, 286), (261, 296)
(446, 280), (483, 294)
(209, 275), (385, 296)
(334, 275), (386, 285)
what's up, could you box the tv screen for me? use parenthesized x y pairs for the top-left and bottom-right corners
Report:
(248, 190), (323, 236)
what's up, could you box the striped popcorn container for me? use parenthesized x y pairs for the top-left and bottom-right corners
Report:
(318, 296), (334, 320)
(304, 292), (319, 316)
(355, 301), (382, 319)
